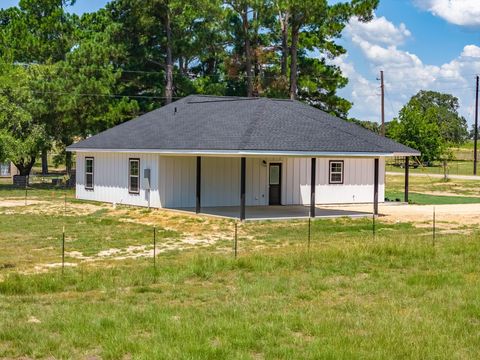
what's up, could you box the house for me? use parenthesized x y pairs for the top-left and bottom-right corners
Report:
(67, 95), (419, 220)
(0, 161), (18, 179)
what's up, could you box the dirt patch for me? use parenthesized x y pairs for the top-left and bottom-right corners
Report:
(109, 206), (234, 238)
(0, 199), (107, 216)
(333, 203), (480, 227)
(64, 237), (220, 263)
(31, 262), (78, 274)
(0, 199), (46, 207)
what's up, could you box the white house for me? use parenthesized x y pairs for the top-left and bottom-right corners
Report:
(67, 95), (419, 220)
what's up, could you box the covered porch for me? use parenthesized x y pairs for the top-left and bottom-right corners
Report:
(188, 154), (413, 221)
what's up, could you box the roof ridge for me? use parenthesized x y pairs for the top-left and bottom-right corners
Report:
(238, 97), (269, 149)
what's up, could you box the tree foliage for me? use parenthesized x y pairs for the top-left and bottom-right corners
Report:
(410, 90), (468, 145)
(0, 0), (380, 174)
(387, 90), (468, 163)
(0, 63), (48, 175)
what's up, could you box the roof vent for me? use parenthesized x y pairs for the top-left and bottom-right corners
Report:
(174, 107), (177, 115)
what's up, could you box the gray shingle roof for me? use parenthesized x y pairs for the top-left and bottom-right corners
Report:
(68, 95), (419, 156)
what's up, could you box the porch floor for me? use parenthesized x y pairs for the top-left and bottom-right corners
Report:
(175, 205), (372, 221)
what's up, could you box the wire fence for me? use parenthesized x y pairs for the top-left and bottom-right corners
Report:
(0, 182), (443, 277)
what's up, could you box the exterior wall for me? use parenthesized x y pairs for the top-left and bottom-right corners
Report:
(74, 153), (385, 208)
(0, 161), (18, 178)
(283, 157), (385, 205)
(76, 152), (161, 207)
(158, 157), (281, 207)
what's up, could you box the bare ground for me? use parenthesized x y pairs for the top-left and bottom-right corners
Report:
(333, 203), (480, 227)
(3, 198), (480, 274)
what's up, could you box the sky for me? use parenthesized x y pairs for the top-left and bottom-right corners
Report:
(2, 0), (480, 125)
(330, 0), (480, 126)
(1, 0), (109, 14)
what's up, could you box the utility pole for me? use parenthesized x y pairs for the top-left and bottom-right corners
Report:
(380, 70), (385, 136)
(474, 75), (479, 175)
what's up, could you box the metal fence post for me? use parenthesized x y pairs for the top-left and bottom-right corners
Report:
(153, 226), (156, 268)
(62, 226), (65, 275)
(308, 218), (311, 250)
(234, 222), (238, 259)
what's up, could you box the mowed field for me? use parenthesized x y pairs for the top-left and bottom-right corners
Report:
(1, 177), (480, 358)
(386, 140), (479, 176)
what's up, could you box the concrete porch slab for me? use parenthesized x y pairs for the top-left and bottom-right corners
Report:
(174, 205), (372, 221)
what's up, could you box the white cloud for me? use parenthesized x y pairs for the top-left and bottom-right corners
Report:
(346, 15), (411, 46)
(461, 45), (480, 58)
(415, 0), (480, 27)
(332, 15), (480, 124)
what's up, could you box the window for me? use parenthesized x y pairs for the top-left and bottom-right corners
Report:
(129, 158), (140, 194)
(85, 157), (94, 190)
(329, 160), (344, 184)
(0, 162), (11, 177)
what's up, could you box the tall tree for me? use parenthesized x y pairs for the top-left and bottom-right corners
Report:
(51, 10), (139, 173)
(387, 91), (466, 163)
(0, 63), (48, 176)
(410, 90), (468, 145)
(225, 1), (255, 97)
(271, 0), (377, 101)
(0, 0), (77, 174)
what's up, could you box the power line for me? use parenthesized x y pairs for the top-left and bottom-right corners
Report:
(12, 62), (352, 82)
(0, 87), (184, 100)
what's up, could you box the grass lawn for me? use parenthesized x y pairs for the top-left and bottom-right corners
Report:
(386, 190), (480, 205)
(1, 184), (480, 358)
(386, 173), (480, 198)
(386, 160), (476, 176)
(387, 141), (478, 175)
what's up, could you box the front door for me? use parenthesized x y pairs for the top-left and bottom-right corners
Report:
(269, 163), (282, 205)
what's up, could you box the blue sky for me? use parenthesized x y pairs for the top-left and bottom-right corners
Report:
(1, 0), (108, 14)
(3, 0), (480, 124)
(331, 0), (480, 124)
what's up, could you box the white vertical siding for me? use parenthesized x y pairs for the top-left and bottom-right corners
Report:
(158, 156), (196, 208)
(76, 152), (160, 207)
(75, 154), (386, 208)
(283, 157), (385, 205)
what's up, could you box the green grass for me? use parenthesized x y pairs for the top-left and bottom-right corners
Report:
(3, 184), (480, 358)
(2, 228), (480, 359)
(386, 174), (480, 198)
(387, 141), (478, 175)
(386, 191), (480, 205)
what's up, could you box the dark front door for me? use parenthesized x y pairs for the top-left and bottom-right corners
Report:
(269, 163), (282, 205)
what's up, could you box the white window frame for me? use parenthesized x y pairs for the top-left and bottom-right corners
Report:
(329, 160), (344, 184)
(85, 157), (94, 190)
(129, 158), (140, 194)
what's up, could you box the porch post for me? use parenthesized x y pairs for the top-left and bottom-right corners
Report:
(240, 157), (246, 221)
(196, 156), (201, 213)
(310, 158), (316, 218)
(373, 158), (379, 216)
(404, 156), (409, 203)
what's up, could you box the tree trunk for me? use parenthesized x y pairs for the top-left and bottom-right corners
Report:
(164, 5), (174, 105)
(241, 7), (253, 97)
(289, 24), (300, 100)
(279, 10), (289, 77)
(66, 151), (72, 176)
(15, 158), (35, 177)
(41, 148), (48, 175)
